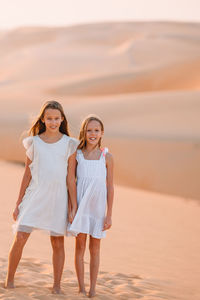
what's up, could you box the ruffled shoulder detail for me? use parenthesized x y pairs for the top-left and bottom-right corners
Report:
(67, 137), (79, 159)
(22, 136), (34, 160)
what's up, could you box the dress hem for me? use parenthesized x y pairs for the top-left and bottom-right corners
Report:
(67, 228), (106, 239)
(12, 223), (65, 236)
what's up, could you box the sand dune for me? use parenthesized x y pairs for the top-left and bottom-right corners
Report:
(51, 58), (200, 96)
(0, 22), (200, 98)
(0, 89), (199, 199)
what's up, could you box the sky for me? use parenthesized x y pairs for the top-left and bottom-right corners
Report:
(0, 0), (199, 29)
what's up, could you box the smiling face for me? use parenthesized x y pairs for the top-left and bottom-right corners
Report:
(42, 108), (64, 133)
(86, 120), (104, 147)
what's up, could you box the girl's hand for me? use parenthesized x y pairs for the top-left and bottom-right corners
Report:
(71, 207), (77, 222)
(68, 208), (77, 224)
(103, 215), (112, 231)
(13, 206), (19, 221)
(68, 212), (73, 224)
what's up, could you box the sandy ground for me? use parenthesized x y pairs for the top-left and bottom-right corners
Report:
(0, 161), (200, 300)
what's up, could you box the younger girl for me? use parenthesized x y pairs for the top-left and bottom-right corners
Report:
(5, 100), (78, 294)
(67, 115), (114, 298)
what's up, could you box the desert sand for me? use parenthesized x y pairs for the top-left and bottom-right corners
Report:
(0, 161), (200, 299)
(0, 22), (200, 299)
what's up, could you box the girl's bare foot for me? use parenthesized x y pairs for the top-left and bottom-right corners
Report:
(4, 280), (15, 289)
(79, 288), (86, 295)
(52, 286), (64, 294)
(88, 290), (96, 298)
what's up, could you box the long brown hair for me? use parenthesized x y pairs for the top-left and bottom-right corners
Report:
(29, 100), (70, 136)
(78, 115), (104, 150)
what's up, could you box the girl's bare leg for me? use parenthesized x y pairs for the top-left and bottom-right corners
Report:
(5, 231), (30, 288)
(50, 236), (65, 294)
(75, 233), (87, 294)
(88, 236), (101, 298)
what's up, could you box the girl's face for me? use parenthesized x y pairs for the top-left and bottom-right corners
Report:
(86, 120), (103, 147)
(42, 108), (63, 133)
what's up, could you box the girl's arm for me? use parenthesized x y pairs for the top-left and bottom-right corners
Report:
(13, 156), (32, 221)
(103, 152), (114, 231)
(67, 191), (72, 219)
(67, 151), (77, 223)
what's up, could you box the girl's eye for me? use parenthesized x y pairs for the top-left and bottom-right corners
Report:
(47, 117), (60, 120)
(87, 129), (91, 132)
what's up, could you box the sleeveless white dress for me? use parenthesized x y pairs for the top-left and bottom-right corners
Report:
(13, 134), (78, 236)
(67, 148), (108, 239)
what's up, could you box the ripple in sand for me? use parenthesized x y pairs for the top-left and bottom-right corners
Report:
(0, 257), (171, 299)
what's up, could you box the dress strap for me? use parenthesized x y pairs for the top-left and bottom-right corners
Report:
(77, 149), (85, 160)
(101, 147), (108, 159)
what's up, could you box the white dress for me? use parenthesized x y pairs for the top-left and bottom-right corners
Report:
(67, 148), (108, 239)
(13, 134), (78, 236)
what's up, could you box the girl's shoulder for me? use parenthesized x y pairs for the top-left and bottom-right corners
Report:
(63, 135), (79, 144)
(101, 147), (111, 159)
(103, 148), (113, 164)
(22, 136), (36, 160)
(65, 136), (79, 158)
(22, 135), (36, 149)
(66, 136), (79, 148)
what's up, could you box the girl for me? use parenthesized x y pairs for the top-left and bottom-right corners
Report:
(5, 100), (78, 294)
(67, 115), (114, 298)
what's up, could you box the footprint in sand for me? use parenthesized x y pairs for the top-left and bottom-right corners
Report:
(0, 257), (171, 299)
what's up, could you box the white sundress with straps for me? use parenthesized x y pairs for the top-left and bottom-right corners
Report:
(67, 148), (108, 239)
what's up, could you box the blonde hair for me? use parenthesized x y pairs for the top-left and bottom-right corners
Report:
(78, 115), (104, 150)
(29, 100), (70, 136)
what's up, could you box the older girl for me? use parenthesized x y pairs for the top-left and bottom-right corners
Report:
(5, 100), (78, 293)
